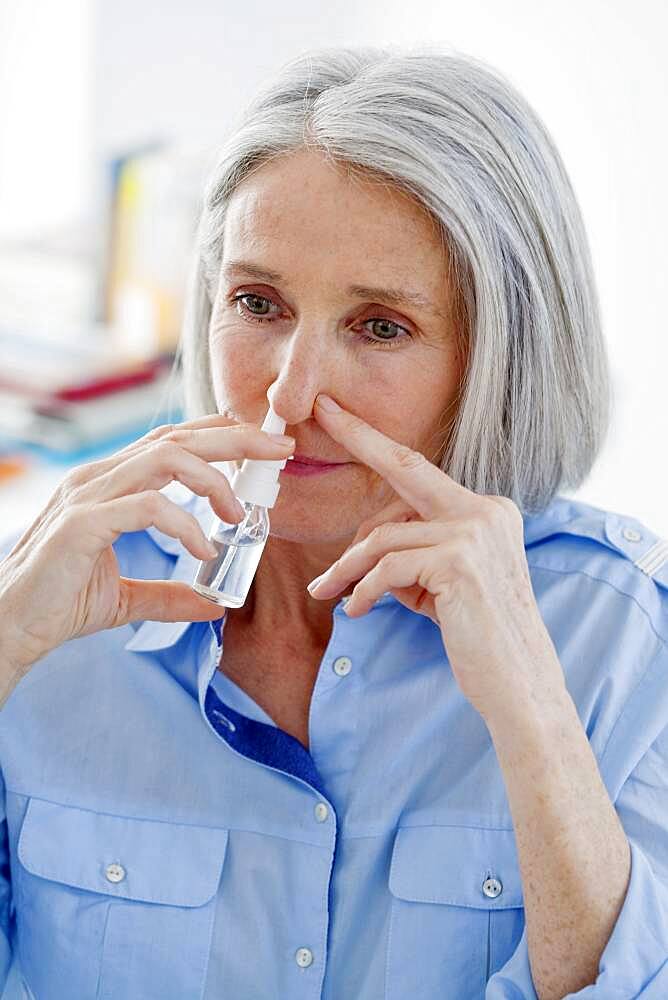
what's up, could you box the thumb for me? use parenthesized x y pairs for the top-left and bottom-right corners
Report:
(116, 578), (228, 628)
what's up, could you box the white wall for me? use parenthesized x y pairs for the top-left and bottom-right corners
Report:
(0, 0), (92, 241)
(91, 0), (364, 158)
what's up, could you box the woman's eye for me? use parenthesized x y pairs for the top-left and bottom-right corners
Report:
(358, 318), (410, 348)
(232, 293), (278, 322)
(231, 292), (410, 349)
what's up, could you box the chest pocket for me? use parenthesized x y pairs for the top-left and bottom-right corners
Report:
(386, 822), (525, 1000)
(16, 797), (228, 1000)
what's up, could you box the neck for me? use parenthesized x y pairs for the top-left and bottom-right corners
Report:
(224, 533), (350, 648)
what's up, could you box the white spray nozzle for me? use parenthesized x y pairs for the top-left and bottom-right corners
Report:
(230, 402), (289, 508)
(260, 404), (287, 437)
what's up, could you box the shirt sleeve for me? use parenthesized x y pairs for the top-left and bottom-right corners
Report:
(485, 721), (668, 998)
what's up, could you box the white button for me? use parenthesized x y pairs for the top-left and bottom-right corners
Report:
(314, 802), (329, 822)
(622, 527), (642, 543)
(333, 656), (352, 676)
(482, 876), (502, 898)
(105, 863), (126, 883)
(295, 947), (313, 968)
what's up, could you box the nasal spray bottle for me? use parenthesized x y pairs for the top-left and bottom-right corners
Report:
(191, 401), (289, 607)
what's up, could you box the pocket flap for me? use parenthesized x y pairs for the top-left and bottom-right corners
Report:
(18, 798), (228, 907)
(389, 823), (524, 909)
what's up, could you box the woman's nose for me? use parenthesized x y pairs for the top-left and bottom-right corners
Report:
(267, 316), (350, 426)
(267, 339), (341, 424)
(266, 380), (323, 425)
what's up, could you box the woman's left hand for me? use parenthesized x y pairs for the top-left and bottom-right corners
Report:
(307, 393), (568, 727)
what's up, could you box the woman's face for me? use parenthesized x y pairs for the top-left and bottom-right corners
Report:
(209, 148), (465, 547)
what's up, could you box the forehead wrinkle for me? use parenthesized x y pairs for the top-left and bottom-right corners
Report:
(220, 259), (450, 323)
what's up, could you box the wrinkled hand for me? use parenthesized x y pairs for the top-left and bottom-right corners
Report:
(307, 394), (567, 727)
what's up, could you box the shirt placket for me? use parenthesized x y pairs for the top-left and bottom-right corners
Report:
(195, 615), (337, 998)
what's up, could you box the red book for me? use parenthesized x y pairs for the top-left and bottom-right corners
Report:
(52, 356), (168, 402)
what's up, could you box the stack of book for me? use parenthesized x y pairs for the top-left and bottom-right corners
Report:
(0, 328), (181, 461)
(0, 142), (202, 468)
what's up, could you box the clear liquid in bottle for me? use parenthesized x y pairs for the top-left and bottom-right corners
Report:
(192, 503), (268, 607)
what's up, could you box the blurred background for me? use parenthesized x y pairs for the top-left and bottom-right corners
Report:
(0, 0), (666, 540)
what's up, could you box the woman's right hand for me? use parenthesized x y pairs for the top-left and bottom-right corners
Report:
(0, 414), (296, 674)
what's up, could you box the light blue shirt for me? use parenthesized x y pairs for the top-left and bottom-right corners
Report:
(0, 486), (667, 999)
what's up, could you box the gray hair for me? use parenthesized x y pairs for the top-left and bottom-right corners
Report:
(169, 42), (611, 517)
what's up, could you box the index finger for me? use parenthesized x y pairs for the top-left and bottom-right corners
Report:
(95, 413), (240, 467)
(73, 413), (293, 479)
(313, 394), (469, 520)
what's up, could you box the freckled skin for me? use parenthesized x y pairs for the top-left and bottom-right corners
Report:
(208, 147), (465, 652)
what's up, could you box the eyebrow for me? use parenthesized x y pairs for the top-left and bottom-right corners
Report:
(221, 259), (446, 319)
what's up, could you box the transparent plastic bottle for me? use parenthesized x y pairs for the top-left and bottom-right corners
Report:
(191, 401), (289, 607)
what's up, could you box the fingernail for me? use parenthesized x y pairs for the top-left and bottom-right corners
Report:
(268, 433), (296, 445)
(307, 574), (326, 594)
(316, 394), (341, 413)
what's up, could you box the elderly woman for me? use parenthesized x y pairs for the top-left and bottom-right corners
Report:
(0, 44), (667, 1000)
